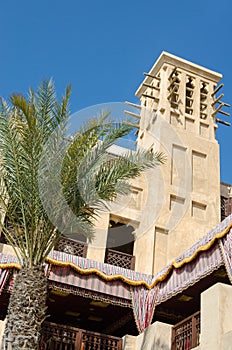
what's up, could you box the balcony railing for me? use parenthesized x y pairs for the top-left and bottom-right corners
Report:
(40, 321), (122, 350)
(105, 248), (135, 270)
(55, 237), (88, 257)
(171, 311), (200, 350)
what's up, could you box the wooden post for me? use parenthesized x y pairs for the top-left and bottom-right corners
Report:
(171, 326), (176, 350)
(75, 331), (83, 350)
(131, 256), (136, 270)
(192, 314), (197, 348)
(117, 338), (123, 350)
(83, 243), (88, 258)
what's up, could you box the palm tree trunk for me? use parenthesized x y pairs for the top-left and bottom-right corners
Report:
(2, 266), (47, 350)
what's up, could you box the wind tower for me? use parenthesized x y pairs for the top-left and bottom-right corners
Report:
(125, 52), (230, 273)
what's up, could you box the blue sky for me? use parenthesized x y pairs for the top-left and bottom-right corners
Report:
(0, 0), (231, 183)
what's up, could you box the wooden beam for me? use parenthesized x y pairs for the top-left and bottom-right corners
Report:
(216, 118), (231, 126)
(221, 101), (231, 108)
(211, 83), (224, 97)
(212, 104), (223, 116)
(143, 72), (161, 81)
(125, 122), (139, 129)
(212, 103), (230, 117)
(124, 110), (141, 119)
(218, 109), (230, 117)
(211, 93), (224, 106)
(125, 101), (141, 109)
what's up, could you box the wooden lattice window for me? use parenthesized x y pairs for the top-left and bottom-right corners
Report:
(105, 249), (135, 270)
(40, 321), (122, 350)
(55, 237), (87, 258)
(171, 311), (200, 350)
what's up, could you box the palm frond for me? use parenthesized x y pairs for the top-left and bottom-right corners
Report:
(0, 81), (165, 267)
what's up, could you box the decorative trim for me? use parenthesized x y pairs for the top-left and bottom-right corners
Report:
(219, 240), (232, 284)
(49, 283), (132, 308)
(172, 223), (232, 269)
(0, 263), (21, 270)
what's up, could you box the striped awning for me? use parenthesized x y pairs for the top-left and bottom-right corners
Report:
(0, 269), (10, 294)
(49, 265), (132, 306)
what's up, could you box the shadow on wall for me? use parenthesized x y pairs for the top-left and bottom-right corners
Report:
(140, 336), (170, 350)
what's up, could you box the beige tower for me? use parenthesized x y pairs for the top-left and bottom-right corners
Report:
(131, 51), (229, 274)
(87, 52), (230, 276)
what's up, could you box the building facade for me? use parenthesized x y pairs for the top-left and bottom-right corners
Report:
(0, 52), (232, 350)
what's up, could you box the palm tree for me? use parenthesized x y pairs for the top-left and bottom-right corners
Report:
(0, 80), (164, 350)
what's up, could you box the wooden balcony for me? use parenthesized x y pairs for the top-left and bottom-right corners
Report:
(40, 321), (122, 350)
(171, 311), (200, 350)
(105, 248), (135, 270)
(55, 237), (88, 258)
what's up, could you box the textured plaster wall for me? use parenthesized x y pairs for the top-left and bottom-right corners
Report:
(123, 321), (172, 350)
(0, 320), (5, 348)
(200, 283), (232, 350)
